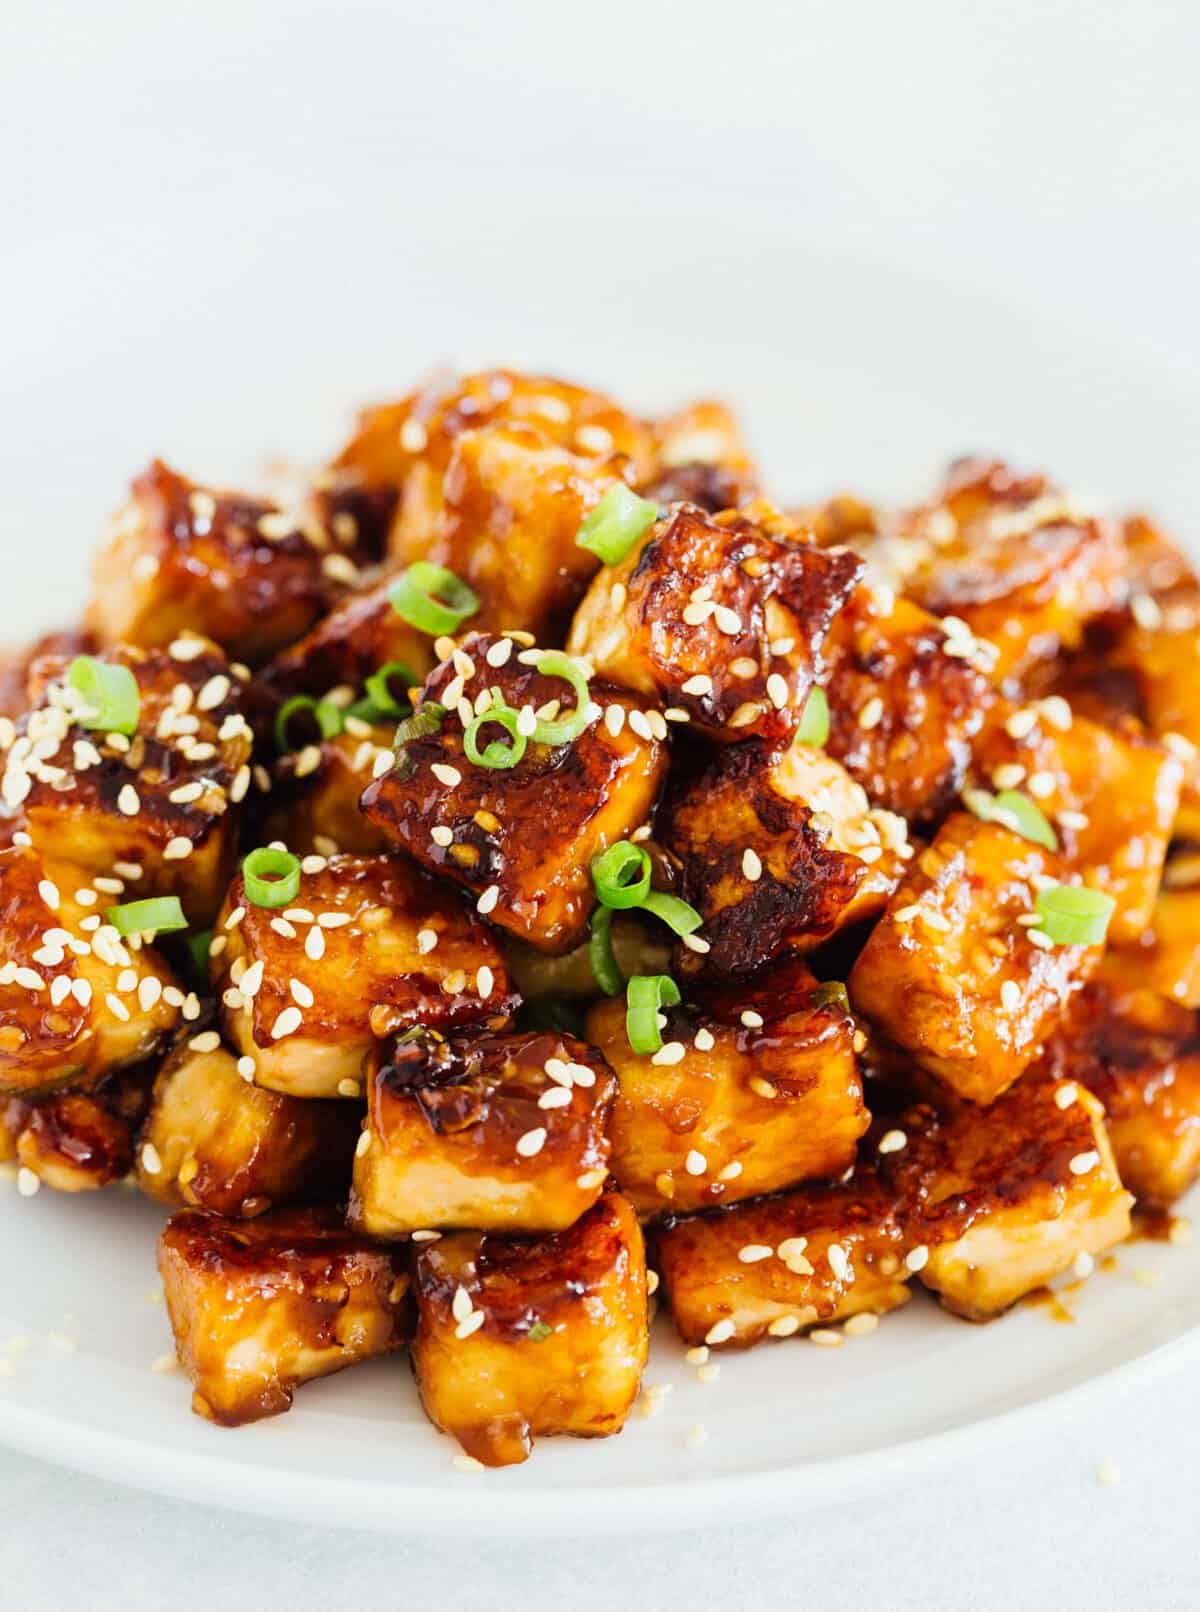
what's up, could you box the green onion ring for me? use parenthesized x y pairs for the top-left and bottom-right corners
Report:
(1034, 884), (1116, 946)
(575, 484), (659, 566)
(274, 695), (343, 752)
(463, 704), (527, 770)
(591, 841), (652, 910)
(388, 563), (479, 636)
(639, 890), (702, 936)
(794, 686), (830, 749)
(106, 896), (188, 937)
(242, 847), (302, 909)
(67, 656), (140, 736)
(531, 652), (592, 746)
(626, 973), (681, 1054)
(589, 908), (626, 996)
(363, 662), (416, 719)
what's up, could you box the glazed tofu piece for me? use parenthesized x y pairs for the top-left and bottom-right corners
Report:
(89, 460), (371, 664)
(0, 844), (180, 1097)
(1103, 886), (1200, 1009)
(158, 1205), (411, 1425)
(821, 584), (996, 825)
(2, 1063), (153, 1191)
(260, 573), (434, 706)
(411, 1192), (648, 1466)
(567, 502), (862, 744)
(215, 853), (515, 1099)
(1033, 981), (1200, 1208)
(264, 720), (395, 858)
(1104, 602), (1200, 840)
(971, 698), (1182, 945)
(349, 1027), (616, 1237)
(361, 633), (668, 954)
(585, 959), (869, 1214)
(655, 1167), (912, 1347)
(882, 1080), (1132, 1319)
(504, 912), (671, 1003)
(642, 399), (761, 512)
(849, 813), (1103, 1104)
(6, 641), (255, 924)
(0, 626), (97, 720)
(659, 739), (909, 979)
(137, 1034), (359, 1217)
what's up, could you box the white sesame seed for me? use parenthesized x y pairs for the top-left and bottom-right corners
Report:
(877, 1129), (907, 1155)
(106, 993), (131, 1022)
(694, 1027), (715, 1052)
(236, 1057), (256, 1082)
(270, 917), (297, 940)
(604, 704), (626, 737)
(271, 1007), (303, 1040)
(905, 1245), (929, 1273)
(705, 1319), (736, 1345)
(1000, 980), (1022, 1012)
(431, 763), (462, 788)
(1056, 1083), (1079, 1110)
(150, 1352), (180, 1374)
(1069, 1150), (1100, 1176)
(628, 709), (653, 742)
(337, 1078), (361, 1099)
(682, 601), (714, 627)
(858, 696), (884, 730)
(738, 1244), (773, 1263)
(766, 673), (789, 709)
(290, 978), (314, 1009)
(1027, 928), (1054, 950)
(768, 1315), (802, 1337)
(416, 928), (438, 955)
(685, 1149), (707, 1176)
(538, 1086), (572, 1110)
(651, 1040), (686, 1066)
(117, 784), (141, 816)
(843, 1312), (880, 1337)
(681, 933), (710, 954)
(140, 1144), (163, 1176)
(1005, 708), (1038, 740)
(163, 836), (193, 861)
(809, 1328), (844, 1348)
(476, 885), (500, 915)
(476, 965), (494, 998)
(742, 848), (763, 881)
(189, 1031), (221, 1054)
(827, 1244), (850, 1282)
(682, 674), (714, 697)
(717, 1161), (743, 1182)
(713, 605), (742, 636)
(740, 1009), (764, 1029)
(1058, 809), (1089, 830)
(16, 1168), (40, 1198)
(516, 1128), (547, 1158)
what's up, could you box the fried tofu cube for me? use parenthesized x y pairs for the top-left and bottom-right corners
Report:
(821, 585), (996, 825)
(0, 626), (97, 720)
(660, 739), (909, 979)
(89, 460), (370, 664)
(6, 641), (255, 924)
(1105, 609), (1200, 838)
(137, 1034), (359, 1217)
(971, 699), (1182, 945)
(567, 503), (862, 744)
(411, 1192), (647, 1466)
(1104, 886), (1200, 1008)
(3, 1063), (153, 1191)
(1034, 981), (1200, 1208)
(158, 1204), (411, 1425)
(215, 853), (515, 1099)
(263, 720), (395, 857)
(0, 844), (180, 1096)
(586, 959), (869, 1214)
(642, 399), (761, 512)
(260, 574), (434, 706)
(655, 1167), (912, 1347)
(361, 633), (668, 954)
(882, 1080), (1132, 1319)
(349, 1027), (616, 1237)
(850, 813), (1102, 1104)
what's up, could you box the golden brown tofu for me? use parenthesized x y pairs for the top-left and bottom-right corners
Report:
(660, 739), (909, 979)
(7, 641), (255, 924)
(263, 721), (395, 858)
(0, 626), (98, 720)
(89, 460), (371, 664)
(411, 1192), (647, 1466)
(849, 813), (1102, 1104)
(1103, 886), (1200, 1009)
(882, 1080), (1132, 1319)
(350, 1027), (616, 1237)
(1033, 981), (1200, 1208)
(137, 1033), (358, 1217)
(0, 844), (180, 1097)
(215, 853), (515, 1099)
(260, 573), (434, 706)
(822, 584), (996, 825)
(655, 1167), (912, 1347)
(2, 1062), (153, 1191)
(567, 503), (862, 744)
(361, 633), (668, 954)
(971, 699), (1182, 946)
(158, 1204), (410, 1425)
(1104, 606), (1200, 839)
(642, 399), (761, 512)
(586, 959), (869, 1214)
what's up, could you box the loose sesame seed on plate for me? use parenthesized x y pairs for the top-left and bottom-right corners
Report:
(809, 1328), (844, 1348)
(16, 1168), (40, 1198)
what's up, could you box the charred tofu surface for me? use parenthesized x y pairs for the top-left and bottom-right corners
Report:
(411, 1192), (648, 1466)
(6, 641), (255, 923)
(158, 1205), (410, 1425)
(568, 503), (862, 744)
(350, 1027), (615, 1237)
(215, 853), (515, 1099)
(661, 739), (909, 979)
(850, 814), (1102, 1103)
(655, 1168), (911, 1347)
(586, 960), (869, 1214)
(883, 1082), (1132, 1319)
(361, 634), (667, 953)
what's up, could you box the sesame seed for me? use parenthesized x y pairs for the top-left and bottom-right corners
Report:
(182, 993), (201, 1021)
(106, 993), (131, 1022)
(236, 1057), (256, 1082)
(189, 1031), (221, 1054)
(1027, 928), (1054, 950)
(168, 637), (206, 662)
(651, 1040), (686, 1066)
(740, 1009), (764, 1028)
(318, 912), (352, 929)
(271, 1007), (303, 1040)
(1000, 980), (1021, 1012)
(485, 637), (514, 668)
(728, 701), (764, 729)
(742, 848), (763, 881)
(354, 1130), (372, 1160)
(117, 784), (140, 816)
(685, 1345), (710, 1365)
(681, 933), (710, 954)
(476, 885), (500, 915)
(430, 826), (454, 849)
(858, 697), (884, 730)
(749, 1076), (778, 1099)
(140, 1144), (163, 1176)
(1005, 708), (1038, 740)
(1073, 1251), (1095, 1279)
(767, 1315), (802, 1337)
(270, 917), (297, 940)
(163, 836), (193, 861)
(766, 673), (789, 709)
(827, 1244), (851, 1282)
(538, 1086), (572, 1110)
(476, 965), (494, 998)
(713, 605), (742, 635)
(738, 1244), (773, 1263)
(416, 928), (438, 955)
(455, 1308), (486, 1341)
(576, 1168), (607, 1189)
(1069, 1149), (1100, 1176)
(628, 709), (653, 741)
(843, 1312), (879, 1337)
(682, 674), (714, 697)
(705, 1319), (736, 1345)
(151, 1352), (180, 1374)
(694, 1027), (715, 1052)
(809, 1328), (844, 1348)
(431, 763), (462, 787)
(516, 1128), (547, 1158)
(717, 1161), (743, 1182)
(604, 704), (626, 737)
(877, 1129), (907, 1154)
(290, 978), (314, 1009)
(16, 1168), (40, 1198)
(905, 1245), (929, 1273)
(682, 601), (714, 627)
(685, 1149), (707, 1176)
(1058, 809), (1089, 830)
(777, 1239), (812, 1267)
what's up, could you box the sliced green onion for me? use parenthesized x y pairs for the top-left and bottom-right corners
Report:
(106, 896), (187, 936)
(576, 484), (658, 566)
(812, 980), (851, 1014)
(531, 652), (592, 746)
(639, 891), (702, 937)
(964, 786), (1058, 851)
(591, 841), (652, 910)
(363, 662), (416, 719)
(243, 847), (302, 909)
(390, 701), (446, 780)
(67, 656), (140, 736)
(463, 704), (527, 769)
(589, 907), (626, 996)
(526, 1321), (553, 1343)
(794, 686), (830, 749)
(388, 563), (479, 636)
(274, 695), (343, 752)
(344, 696), (389, 726)
(626, 973), (681, 1054)
(186, 929), (214, 980)
(1034, 884), (1116, 946)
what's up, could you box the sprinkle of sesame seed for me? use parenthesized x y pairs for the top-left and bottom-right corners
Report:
(117, 784), (141, 816)
(713, 605), (742, 636)
(476, 885), (500, 915)
(189, 1030), (221, 1054)
(717, 1160), (743, 1182)
(236, 1057), (256, 1083)
(705, 1319), (736, 1345)
(1027, 928), (1054, 950)
(1005, 708), (1038, 740)
(1000, 980), (1022, 1012)
(336, 1079), (361, 1100)
(749, 1076), (778, 1099)
(140, 1143), (163, 1175)
(431, 762), (462, 788)
(604, 704), (626, 737)
(538, 1086), (572, 1110)
(682, 673), (714, 697)
(738, 1244), (773, 1263)
(843, 1312), (879, 1337)
(681, 933), (710, 954)
(651, 1040), (686, 1066)
(809, 1328), (844, 1348)
(682, 601), (714, 627)
(905, 1245), (929, 1273)
(16, 1167), (40, 1198)
(416, 928), (439, 956)
(476, 965), (494, 998)
(858, 696), (884, 730)
(766, 673), (789, 709)
(742, 847), (763, 881)
(728, 701), (764, 729)
(1069, 1149), (1100, 1176)
(877, 1129), (907, 1155)
(430, 826), (454, 848)
(740, 1009), (764, 1029)
(694, 1027), (715, 1052)
(767, 1315), (802, 1337)
(685, 1149), (708, 1176)
(517, 1127), (547, 1158)
(271, 1007), (303, 1040)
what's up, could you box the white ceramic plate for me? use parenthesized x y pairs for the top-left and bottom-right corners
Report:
(2, 211), (1198, 1534)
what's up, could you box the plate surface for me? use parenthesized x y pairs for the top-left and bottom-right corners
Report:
(2, 224), (1198, 1534)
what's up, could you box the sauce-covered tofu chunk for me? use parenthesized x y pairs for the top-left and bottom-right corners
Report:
(1099, 885), (1200, 1009)
(350, 1027), (615, 1237)
(642, 399), (761, 512)
(882, 1080), (1132, 1319)
(0, 844), (180, 1097)
(655, 1167), (911, 1347)
(361, 634), (667, 954)
(585, 959), (869, 1214)
(1032, 981), (1200, 1209)
(215, 853), (515, 1099)
(137, 1034), (358, 1217)
(411, 1192), (647, 1467)
(567, 503), (862, 744)
(0, 627), (98, 720)
(660, 740), (909, 979)
(90, 460), (370, 664)
(7, 641), (255, 924)
(158, 1205), (410, 1426)
(850, 814), (1103, 1104)
(2, 1064), (153, 1191)
(264, 720), (395, 858)
(261, 574), (434, 706)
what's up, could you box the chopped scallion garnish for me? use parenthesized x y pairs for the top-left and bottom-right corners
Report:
(575, 483), (658, 566)
(1034, 884), (1115, 946)
(591, 841), (652, 910)
(274, 695), (344, 752)
(794, 686), (829, 749)
(463, 704), (527, 769)
(242, 847), (302, 909)
(106, 896), (188, 937)
(531, 652), (592, 746)
(625, 973), (681, 1054)
(363, 662), (417, 719)
(67, 656), (140, 737)
(388, 563), (479, 636)
(965, 787), (1058, 851)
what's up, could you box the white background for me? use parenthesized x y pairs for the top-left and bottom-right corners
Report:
(2, 2), (1199, 1607)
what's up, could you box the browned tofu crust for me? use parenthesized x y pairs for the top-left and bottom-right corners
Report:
(2, 1062), (154, 1191)
(260, 574), (434, 705)
(264, 722), (395, 858)
(0, 626), (98, 721)
(642, 399), (761, 512)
